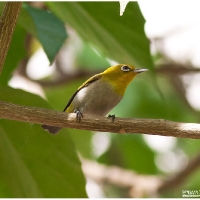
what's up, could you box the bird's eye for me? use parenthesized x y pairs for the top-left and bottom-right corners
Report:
(121, 65), (131, 72)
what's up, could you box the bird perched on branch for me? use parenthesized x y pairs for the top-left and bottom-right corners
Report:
(42, 64), (148, 134)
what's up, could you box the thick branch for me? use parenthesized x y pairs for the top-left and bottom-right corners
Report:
(0, 100), (200, 139)
(0, 2), (22, 74)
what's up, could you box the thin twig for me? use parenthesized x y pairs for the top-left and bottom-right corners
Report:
(0, 2), (22, 74)
(31, 69), (100, 87)
(158, 152), (200, 192)
(157, 63), (200, 119)
(1, 100), (200, 139)
(157, 63), (200, 75)
(82, 152), (200, 197)
(82, 159), (162, 198)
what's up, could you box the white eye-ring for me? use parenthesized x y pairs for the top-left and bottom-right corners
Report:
(121, 65), (131, 72)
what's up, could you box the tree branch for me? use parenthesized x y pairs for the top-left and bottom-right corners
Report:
(157, 63), (200, 75)
(82, 151), (200, 197)
(82, 159), (162, 198)
(1, 100), (200, 139)
(30, 69), (101, 87)
(158, 152), (200, 192)
(0, 2), (22, 74)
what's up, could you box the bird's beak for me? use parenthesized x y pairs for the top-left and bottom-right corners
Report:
(133, 68), (148, 73)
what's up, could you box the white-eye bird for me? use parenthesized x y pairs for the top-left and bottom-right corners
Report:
(42, 64), (148, 134)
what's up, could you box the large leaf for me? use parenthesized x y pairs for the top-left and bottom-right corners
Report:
(0, 87), (87, 197)
(47, 2), (154, 70)
(18, 3), (68, 64)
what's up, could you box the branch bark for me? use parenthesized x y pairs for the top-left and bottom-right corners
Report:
(1, 100), (200, 139)
(0, 2), (22, 74)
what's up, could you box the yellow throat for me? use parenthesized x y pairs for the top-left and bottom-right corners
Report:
(102, 64), (145, 96)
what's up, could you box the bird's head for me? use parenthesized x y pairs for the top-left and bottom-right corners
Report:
(102, 64), (148, 96)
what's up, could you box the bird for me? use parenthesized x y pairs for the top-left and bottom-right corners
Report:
(41, 64), (148, 134)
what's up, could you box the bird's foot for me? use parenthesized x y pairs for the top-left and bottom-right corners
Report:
(75, 109), (83, 123)
(108, 114), (115, 122)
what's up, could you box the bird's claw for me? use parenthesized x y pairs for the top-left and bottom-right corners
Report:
(108, 114), (115, 122)
(75, 109), (83, 123)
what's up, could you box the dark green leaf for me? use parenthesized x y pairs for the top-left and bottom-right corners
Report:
(0, 87), (87, 197)
(18, 3), (68, 64)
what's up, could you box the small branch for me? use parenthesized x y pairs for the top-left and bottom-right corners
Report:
(0, 2), (22, 74)
(157, 63), (200, 75)
(82, 152), (200, 197)
(32, 69), (100, 87)
(1, 100), (200, 139)
(157, 62), (200, 119)
(158, 152), (200, 192)
(82, 159), (162, 198)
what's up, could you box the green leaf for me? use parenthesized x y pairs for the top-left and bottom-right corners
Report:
(17, 4), (37, 36)
(18, 3), (68, 64)
(0, 87), (87, 197)
(76, 42), (110, 70)
(47, 2), (154, 70)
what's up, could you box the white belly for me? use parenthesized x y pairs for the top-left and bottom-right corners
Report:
(71, 80), (122, 116)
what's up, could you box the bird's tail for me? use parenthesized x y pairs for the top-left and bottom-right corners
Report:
(41, 124), (62, 134)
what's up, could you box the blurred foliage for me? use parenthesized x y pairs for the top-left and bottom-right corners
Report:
(0, 1), (200, 198)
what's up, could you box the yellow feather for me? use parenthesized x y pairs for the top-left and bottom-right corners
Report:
(101, 64), (137, 96)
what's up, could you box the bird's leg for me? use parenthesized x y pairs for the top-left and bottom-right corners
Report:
(108, 114), (115, 122)
(75, 109), (83, 123)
